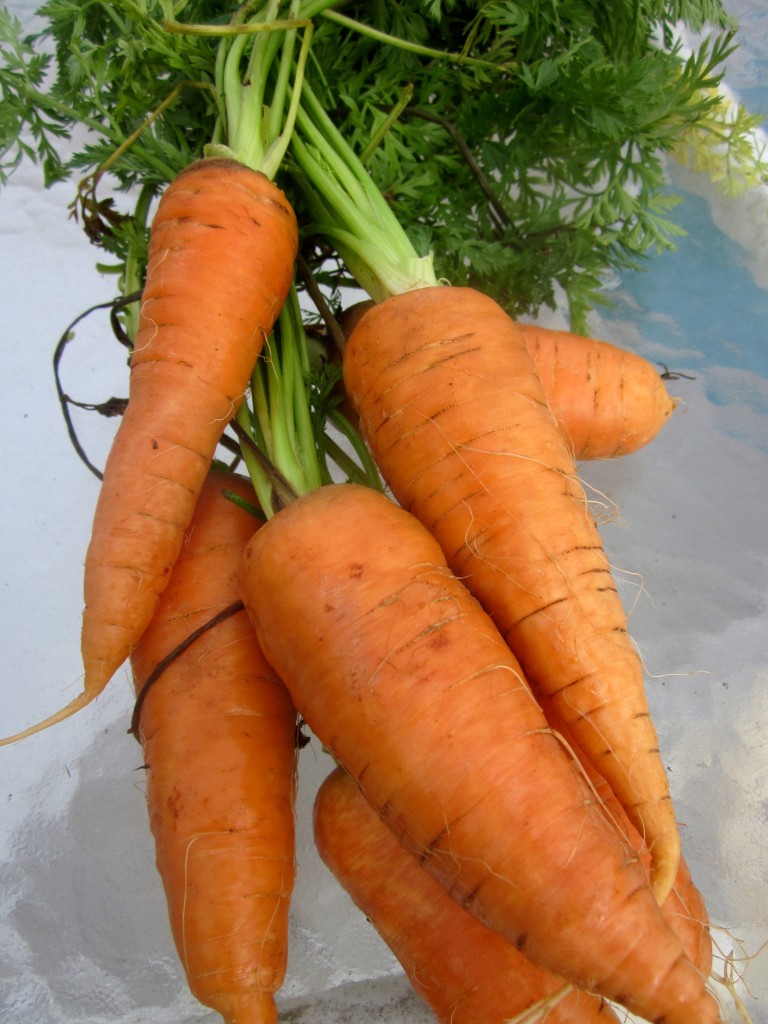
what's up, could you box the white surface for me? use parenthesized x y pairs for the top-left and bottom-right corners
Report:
(1, 5), (768, 1024)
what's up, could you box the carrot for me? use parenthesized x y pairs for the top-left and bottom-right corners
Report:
(555, 715), (713, 978)
(314, 765), (622, 1024)
(0, 157), (298, 746)
(335, 299), (677, 460)
(130, 469), (298, 1024)
(342, 285), (681, 905)
(664, 857), (714, 980)
(519, 322), (678, 459)
(237, 482), (720, 1024)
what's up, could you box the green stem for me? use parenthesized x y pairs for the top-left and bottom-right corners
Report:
(221, 24), (252, 158)
(263, 333), (296, 488)
(291, 77), (438, 299)
(234, 404), (275, 515)
(327, 410), (384, 491)
(25, 81), (178, 182)
(265, 5), (296, 143)
(318, 8), (515, 73)
(238, 283), (328, 513)
(282, 288), (324, 492)
(322, 433), (368, 486)
(359, 84), (414, 165)
(178, 2), (312, 179)
(120, 183), (155, 342)
(261, 7), (314, 179)
(22, 88), (112, 139)
(249, 360), (273, 456)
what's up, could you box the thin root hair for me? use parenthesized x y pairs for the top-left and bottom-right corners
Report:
(628, 633), (715, 684)
(547, 725), (635, 846)
(708, 926), (767, 1024)
(502, 983), (574, 1023)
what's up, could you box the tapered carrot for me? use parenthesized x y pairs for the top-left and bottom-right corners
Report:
(342, 287), (680, 904)
(519, 322), (678, 459)
(0, 158), (298, 746)
(335, 299), (677, 460)
(544, 704), (713, 977)
(238, 483), (720, 1024)
(663, 856), (713, 980)
(130, 469), (298, 1024)
(315, 765), (622, 1024)
(577, 744), (712, 977)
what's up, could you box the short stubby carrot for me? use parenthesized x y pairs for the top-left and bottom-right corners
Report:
(238, 483), (721, 1024)
(342, 286), (680, 904)
(32, 157), (298, 741)
(315, 765), (622, 1024)
(131, 470), (298, 1024)
(519, 322), (678, 459)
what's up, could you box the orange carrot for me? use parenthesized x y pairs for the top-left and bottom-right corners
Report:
(0, 157), (298, 746)
(238, 482), (720, 1024)
(551, 713), (713, 978)
(342, 286), (680, 904)
(314, 765), (622, 1024)
(130, 469), (298, 1024)
(664, 857), (714, 980)
(519, 322), (678, 459)
(336, 299), (677, 460)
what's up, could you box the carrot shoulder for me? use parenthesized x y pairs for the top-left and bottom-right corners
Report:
(130, 470), (297, 1024)
(238, 483), (720, 1024)
(342, 286), (680, 904)
(315, 765), (621, 1024)
(519, 322), (678, 459)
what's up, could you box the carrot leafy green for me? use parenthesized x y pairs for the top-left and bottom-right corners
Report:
(2, 0), (766, 327)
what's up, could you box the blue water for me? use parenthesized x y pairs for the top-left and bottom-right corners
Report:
(599, 1), (768, 393)
(600, 187), (768, 381)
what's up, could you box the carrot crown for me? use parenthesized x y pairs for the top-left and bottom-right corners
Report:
(290, 77), (439, 301)
(161, 0), (313, 180)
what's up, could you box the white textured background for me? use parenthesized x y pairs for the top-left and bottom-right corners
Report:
(1, 2), (767, 1022)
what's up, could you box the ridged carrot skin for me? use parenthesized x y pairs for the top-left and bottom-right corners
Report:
(335, 299), (677, 460)
(315, 765), (622, 1024)
(238, 483), (721, 1024)
(543, 706), (713, 978)
(131, 470), (297, 1024)
(342, 286), (680, 904)
(663, 857), (713, 980)
(79, 158), (297, 711)
(585, 760), (712, 978)
(519, 323), (678, 459)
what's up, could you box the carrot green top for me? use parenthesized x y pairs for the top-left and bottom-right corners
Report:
(4, 1), (768, 325)
(182, 0), (313, 180)
(290, 77), (439, 301)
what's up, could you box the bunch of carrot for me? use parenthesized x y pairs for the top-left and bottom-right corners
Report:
(1, 7), (727, 1024)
